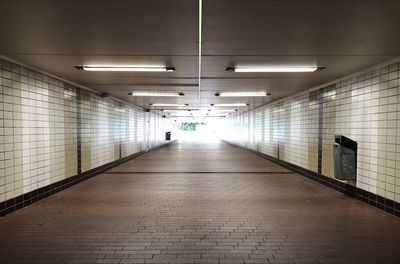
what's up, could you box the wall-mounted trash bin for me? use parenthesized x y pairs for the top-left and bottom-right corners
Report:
(333, 135), (357, 180)
(165, 131), (171, 141)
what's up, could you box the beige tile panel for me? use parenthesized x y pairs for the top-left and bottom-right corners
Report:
(223, 62), (400, 203)
(0, 58), (177, 202)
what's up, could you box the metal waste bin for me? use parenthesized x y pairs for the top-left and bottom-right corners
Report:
(165, 131), (171, 141)
(333, 135), (357, 180)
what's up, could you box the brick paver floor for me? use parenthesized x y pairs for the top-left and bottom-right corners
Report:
(0, 141), (399, 264)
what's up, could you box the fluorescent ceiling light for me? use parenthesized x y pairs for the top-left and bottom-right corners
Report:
(129, 92), (184, 97)
(208, 109), (238, 112)
(211, 103), (249, 107)
(215, 91), (269, 97)
(162, 109), (197, 112)
(150, 103), (189, 107)
(77, 65), (175, 72)
(226, 66), (322, 73)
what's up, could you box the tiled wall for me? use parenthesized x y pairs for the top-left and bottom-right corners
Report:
(0, 58), (177, 204)
(222, 61), (400, 204)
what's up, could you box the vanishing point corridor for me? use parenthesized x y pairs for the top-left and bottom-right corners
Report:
(2, 1), (400, 264)
(0, 141), (399, 264)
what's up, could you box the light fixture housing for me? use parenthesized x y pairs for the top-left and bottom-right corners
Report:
(215, 91), (270, 97)
(150, 103), (189, 107)
(76, 65), (175, 72)
(129, 92), (184, 97)
(211, 103), (249, 107)
(162, 109), (197, 112)
(226, 66), (324, 73)
(208, 109), (238, 113)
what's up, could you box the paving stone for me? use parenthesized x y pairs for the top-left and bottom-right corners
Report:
(0, 142), (399, 264)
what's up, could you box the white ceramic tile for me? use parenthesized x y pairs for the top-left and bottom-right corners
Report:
(223, 62), (400, 202)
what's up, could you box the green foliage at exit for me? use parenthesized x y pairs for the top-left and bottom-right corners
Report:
(180, 122), (199, 131)
(180, 122), (206, 131)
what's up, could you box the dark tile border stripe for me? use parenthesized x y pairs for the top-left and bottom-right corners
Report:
(224, 140), (400, 217)
(317, 88), (324, 174)
(104, 171), (296, 174)
(0, 142), (171, 218)
(76, 87), (82, 174)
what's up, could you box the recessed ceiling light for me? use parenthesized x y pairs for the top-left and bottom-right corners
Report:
(150, 103), (189, 107)
(211, 103), (249, 107)
(162, 109), (196, 113)
(129, 92), (184, 97)
(76, 65), (175, 72)
(209, 109), (238, 112)
(215, 91), (269, 97)
(226, 66), (323, 73)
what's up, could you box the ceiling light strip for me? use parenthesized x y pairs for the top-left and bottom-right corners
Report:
(162, 109), (198, 112)
(208, 109), (238, 113)
(79, 65), (175, 72)
(211, 103), (249, 107)
(226, 66), (321, 73)
(216, 91), (268, 97)
(150, 103), (189, 107)
(129, 92), (184, 97)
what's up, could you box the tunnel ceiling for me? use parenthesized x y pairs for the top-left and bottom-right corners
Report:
(1, 0), (400, 111)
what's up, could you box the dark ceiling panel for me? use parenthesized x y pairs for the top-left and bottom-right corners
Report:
(203, 0), (400, 55)
(1, 0), (399, 109)
(0, 0), (198, 55)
